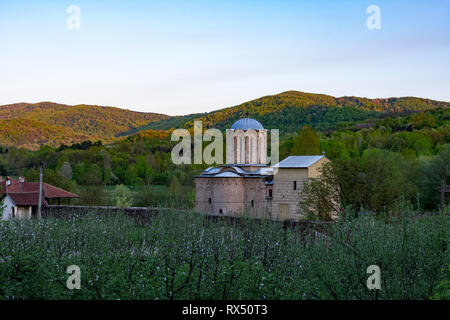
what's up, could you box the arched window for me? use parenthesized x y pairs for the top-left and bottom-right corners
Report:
(234, 136), (238, 164)
(245, 136), (249, 163)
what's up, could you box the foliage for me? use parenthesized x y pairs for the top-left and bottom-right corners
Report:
(112, 184), (133, 208)
(180, 91), (448, 132)
(78, 186), (107, 206)
(430, 265), (450, 300)
(0, 105), (448, 210)
(59, 162), (73, 180)
(290, 126), (321, 155)
(0, 209), (447, 299)
(0, 199), (5, 219)
(0, 102), (168, 149)
(1, 92), (448, 149)
(299, 177), (339, 221)
(300, 150), (415, 217)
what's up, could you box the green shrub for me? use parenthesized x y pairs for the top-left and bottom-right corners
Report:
(0, 209), (448, 300)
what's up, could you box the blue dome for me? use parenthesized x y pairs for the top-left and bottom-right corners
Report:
(230, 118), (264, 130)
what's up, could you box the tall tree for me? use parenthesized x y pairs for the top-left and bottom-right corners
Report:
(290, 126), (321, 155)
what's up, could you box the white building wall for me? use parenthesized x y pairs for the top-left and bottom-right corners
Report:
(2, 195), (15, 220)
(226, 129), (267, 165)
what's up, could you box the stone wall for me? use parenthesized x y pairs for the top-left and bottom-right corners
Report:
(307, 157), (330, 178)
(40, 204), (331, 237)
(272, 168), (309, 221)
(42, 205), (167, 225)
(195, 176), (270, 218)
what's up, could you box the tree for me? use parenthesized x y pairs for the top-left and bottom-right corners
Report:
(419, 144), (450, 209)
(168, 176), (183, 199)
(83, 164), (103, 185)
(300, 150), (414, 218)
(60, 162), (73, 180)
(79, 186), (106, 206)
(125, 165), (138, 186)
(299, 175), (339, 221)
(133, 185), (154, 207)
(290, 126), (321, 155)
(113, 184), (133, 207)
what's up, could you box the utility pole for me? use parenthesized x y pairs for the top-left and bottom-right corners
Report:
(38, 163), (43, 219)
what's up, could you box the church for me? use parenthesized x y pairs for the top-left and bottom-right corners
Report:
(195, 117), (329, 221)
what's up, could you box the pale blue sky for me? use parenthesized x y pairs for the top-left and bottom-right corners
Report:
(0, 0), (449, 115)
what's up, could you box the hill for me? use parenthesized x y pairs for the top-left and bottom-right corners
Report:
(142, 91), (450, 133)
(0, 102), (169, 149)
(0, 119), (97, 150)
(1, 91), (448, 149)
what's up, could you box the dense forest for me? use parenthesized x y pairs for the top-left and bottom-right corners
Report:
(178, 91), (450, 131)
(1, 91), (448, 149)
(0, 102), (168, 149)
(0, 106), (448, 213)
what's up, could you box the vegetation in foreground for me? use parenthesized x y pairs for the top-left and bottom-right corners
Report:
(0, 209), (448, 300)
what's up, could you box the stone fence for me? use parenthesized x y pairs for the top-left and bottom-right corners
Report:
(42, 205), (331, 235)
(42, 205), (171, 225)
(42, 205), (159, 217)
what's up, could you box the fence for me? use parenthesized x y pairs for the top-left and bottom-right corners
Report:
(42, 205), (331, 236)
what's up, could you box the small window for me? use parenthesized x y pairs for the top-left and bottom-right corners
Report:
(268, 189), (272, 197)
(293, 181), (297, 190)
(208, 198), (212, 204)
(251, 200), (254, 207)
(219, 209), (223, 214)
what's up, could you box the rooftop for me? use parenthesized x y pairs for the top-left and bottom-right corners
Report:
(199, 165), (272, 178)
(273, 155), (325, 168)
(0, 177), (78, 204)
(8, 192), (48, 206)
(230, 117), (264, 131)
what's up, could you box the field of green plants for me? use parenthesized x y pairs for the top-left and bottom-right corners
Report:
(0, 209), (448, 300)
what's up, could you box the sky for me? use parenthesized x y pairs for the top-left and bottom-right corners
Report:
(0, 0), (449, 115)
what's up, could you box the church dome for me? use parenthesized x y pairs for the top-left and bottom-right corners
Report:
(230, 117), (264, 130)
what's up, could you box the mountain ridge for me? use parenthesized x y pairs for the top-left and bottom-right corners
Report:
(1, 91), (449, 149)
(0, 102), (169, 149)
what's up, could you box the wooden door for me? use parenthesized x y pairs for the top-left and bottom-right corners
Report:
(279, 203), (289, 221)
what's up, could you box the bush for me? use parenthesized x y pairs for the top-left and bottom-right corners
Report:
(0, 208), (448, 299)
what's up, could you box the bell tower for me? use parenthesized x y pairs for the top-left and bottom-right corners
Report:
(226, 117), (267, 165)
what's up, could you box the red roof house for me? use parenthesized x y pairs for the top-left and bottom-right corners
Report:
(0, 176), (78, 219)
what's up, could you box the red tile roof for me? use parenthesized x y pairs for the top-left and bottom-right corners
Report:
(20, 182), (79, 198)
(8, 192), (48, 206)
(0, 177), (78, 205)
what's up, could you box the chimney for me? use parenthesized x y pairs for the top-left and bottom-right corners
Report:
(19, 176), (25, 183)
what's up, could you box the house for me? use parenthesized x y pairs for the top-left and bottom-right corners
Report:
(195, 117), (330, 221)
(0, 176), (79, 220)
